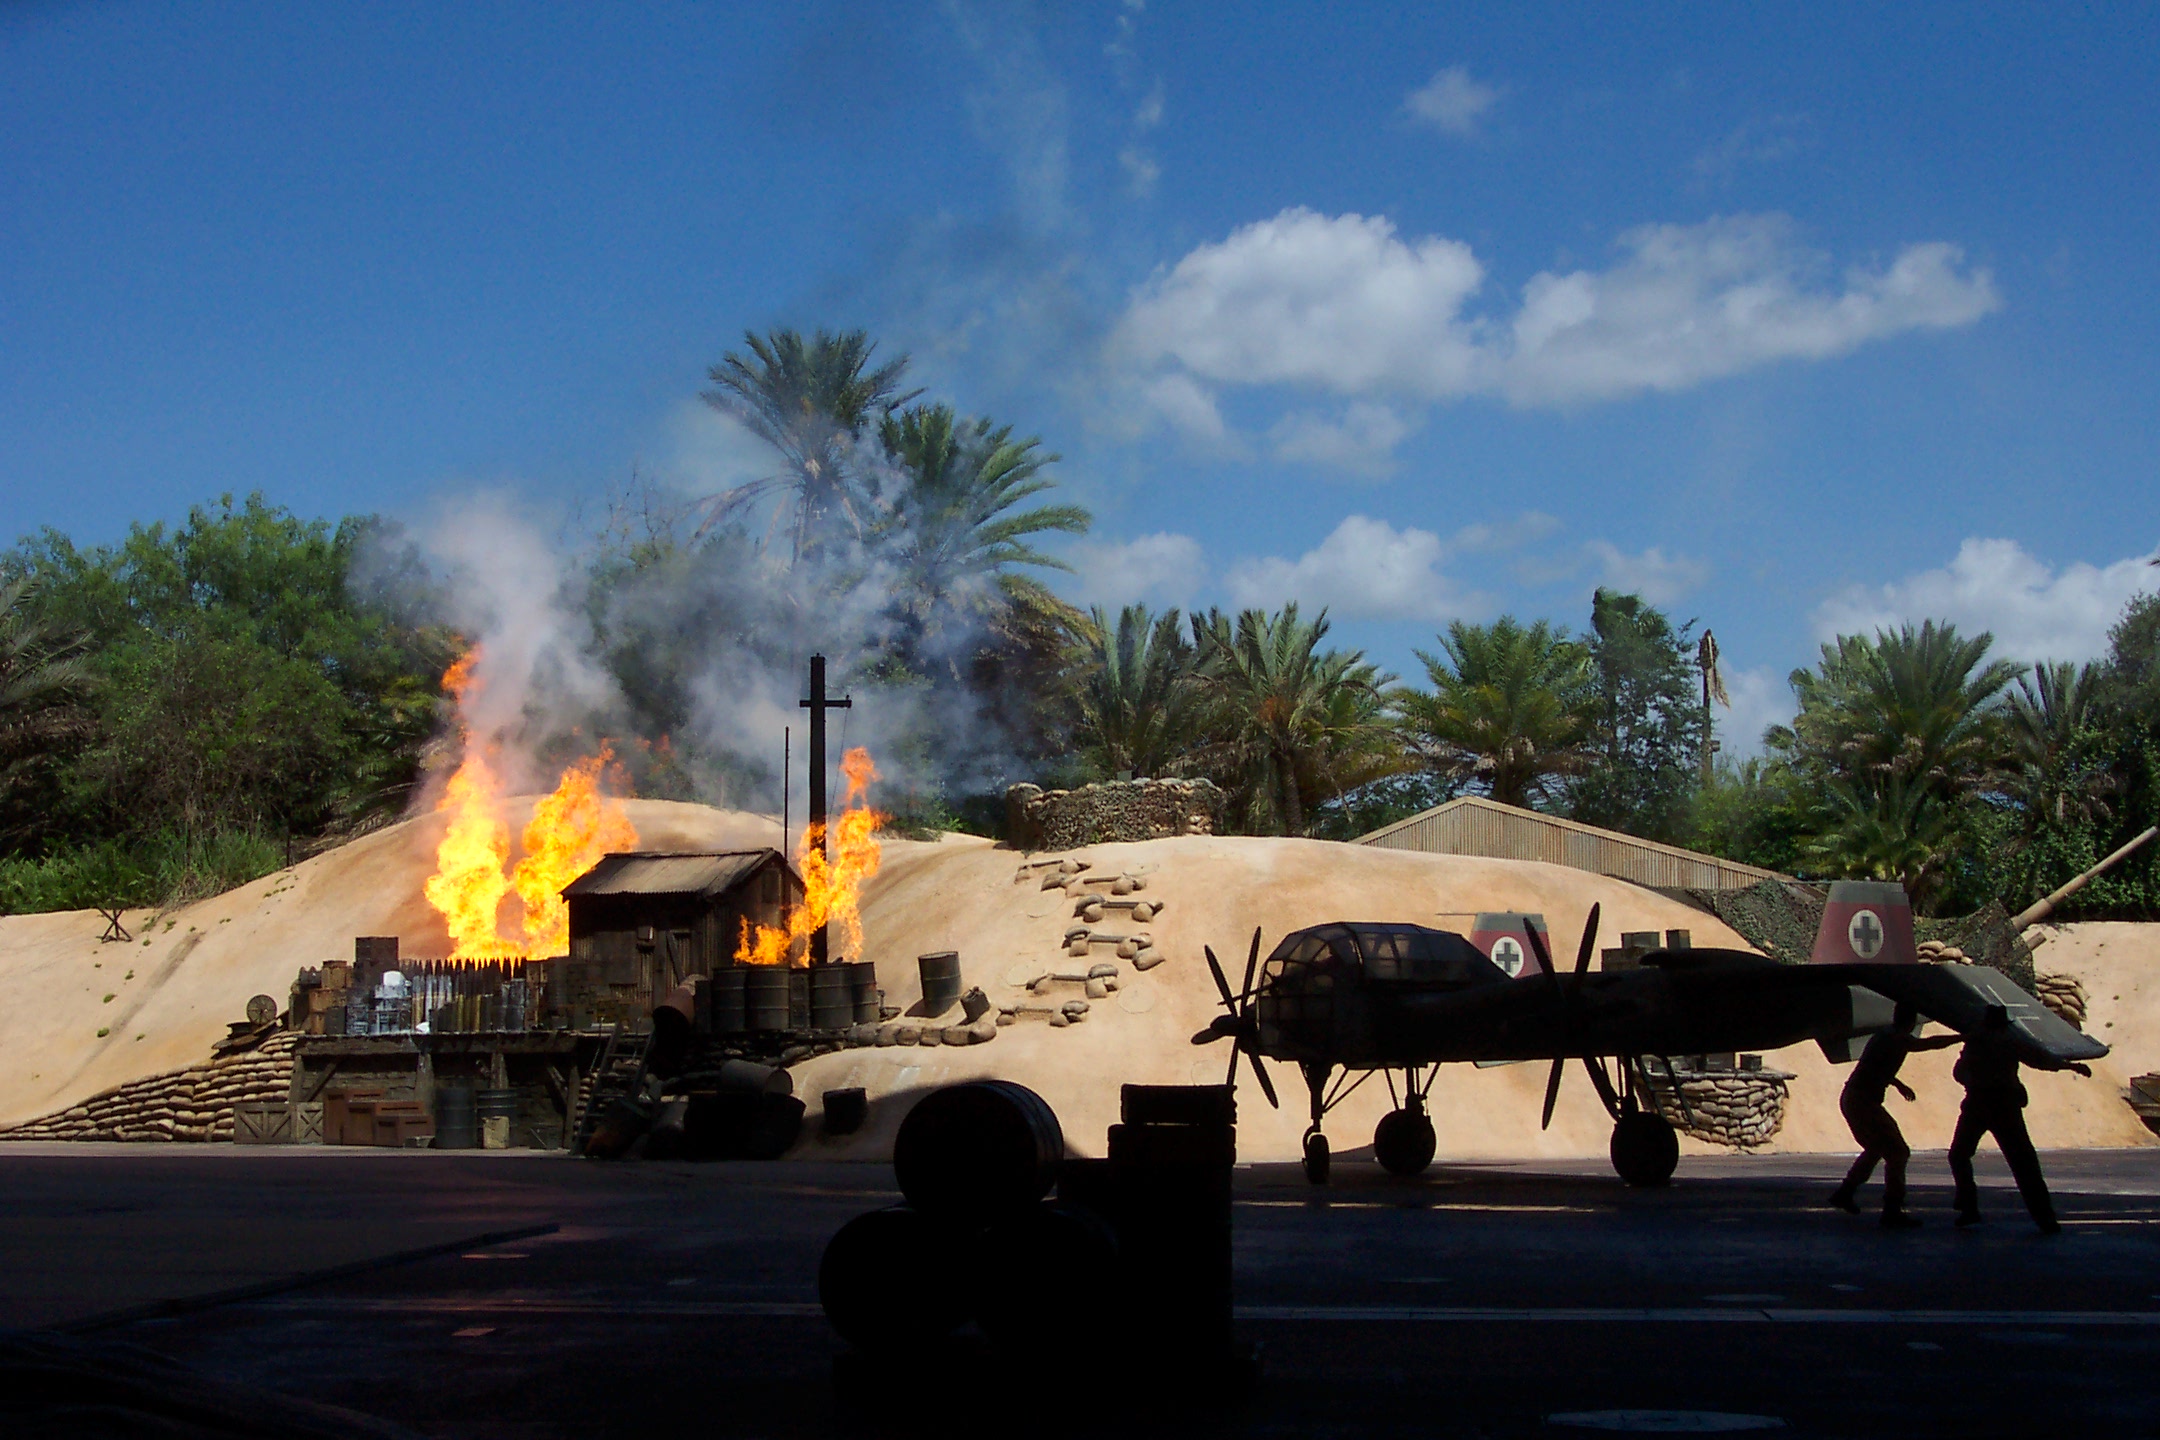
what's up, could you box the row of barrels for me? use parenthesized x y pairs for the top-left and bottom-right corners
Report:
(819, 1081), (1235, 1358)
(699, 952), (965, 1034)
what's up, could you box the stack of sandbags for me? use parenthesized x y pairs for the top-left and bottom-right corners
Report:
(1638, 1058), (1794, 1150)
(0, 1031), (298, 1144)
(2033, 971), (2088, 1030)
(1916, 938), (1970, 964)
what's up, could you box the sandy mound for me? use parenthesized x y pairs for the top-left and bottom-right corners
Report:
(3, 802), (2151, 1160)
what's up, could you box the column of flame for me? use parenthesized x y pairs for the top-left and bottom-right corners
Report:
(737, 745), (882, 966)
(423, 654), (520, 959)
(512, 742), (640, 957)
(422, 650), (640, 960)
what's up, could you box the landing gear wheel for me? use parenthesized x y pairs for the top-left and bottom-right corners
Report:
(1373, 1108), (1436, 1178)
(1302, 1130), (1331, 1186)
(1610, 1111), (1679, 1188)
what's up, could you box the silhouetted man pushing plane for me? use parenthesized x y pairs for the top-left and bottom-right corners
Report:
(1828, 1004), (1959, 1228)
(1947, 1005), (2090, 1235)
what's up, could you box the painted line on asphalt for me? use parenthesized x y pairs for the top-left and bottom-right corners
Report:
(243, 1297), (2160, 1326)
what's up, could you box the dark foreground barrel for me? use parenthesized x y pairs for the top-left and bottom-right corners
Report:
(848, 960), (880, 1023)
(788, 968), (810, 1030)
(976, 1199), (1119, 1348)
(809, 964), (854, 1030)
(709, 967), (748, 1035)
(823, 1087), (868, 1135)
(818, 1206), (971, 1352)
(745, 967), (790, 1032)
(917, 951), (962, 1017)
(892, 1080), (1063, 1221)
(432, 1082), (476, 1150)
(716, 1058), (792, 1097)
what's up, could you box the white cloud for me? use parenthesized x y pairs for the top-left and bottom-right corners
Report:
(1585, 540), (1713, 606)
(1109, 209), (1999, 425)
(1500, 216), (1999, 404)
(1225, 515), (1480, 623)
(1113, 208), (1484, 398)
(1267, 402), (1415, 476)
(1715, 664), (1793, 760)
(1119, 144), (1161, 196)
(1813, 538), (2160, 664)
(1404, 65), (1501, 136)
(1065, 532), (1207, 609)
(1138, 372), (1231, 443)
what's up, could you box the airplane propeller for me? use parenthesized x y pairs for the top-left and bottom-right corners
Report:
(1193, 927), (1280, 1109)
(1524, 902), (1600, 1131)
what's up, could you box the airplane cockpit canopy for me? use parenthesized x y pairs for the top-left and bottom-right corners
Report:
(1268, 923), (1509, 989)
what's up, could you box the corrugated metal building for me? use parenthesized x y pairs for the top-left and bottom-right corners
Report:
(560, 851), (804, 1025)
(1355, 796), (1787, 891)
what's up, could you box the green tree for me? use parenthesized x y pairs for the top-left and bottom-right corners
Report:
(700, 328), (918, 563)
(1069, 604), (1200, 779)
(1396, 616), (1596, 809)
(1188, 604), (1397, 835)
(1767, 621), (2021, 902)
(1569, 589), (1707, 842)
(873, 403), (1091, 649)
(0, 576), (95, 837)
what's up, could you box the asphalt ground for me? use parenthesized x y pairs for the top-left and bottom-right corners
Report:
(3, 1144), (2158, 1438)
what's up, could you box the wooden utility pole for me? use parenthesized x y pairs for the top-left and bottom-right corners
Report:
(800, 654), (851, 966)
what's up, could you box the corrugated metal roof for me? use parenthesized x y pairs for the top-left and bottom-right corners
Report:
(561, 850), (788, 899)
(1355, 796), (1787, 891)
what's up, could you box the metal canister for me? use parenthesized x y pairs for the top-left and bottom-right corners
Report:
(477, 1088), (518, 1150)
(917, 952), (962, 1018)
(433, 1083), (477, 1150)
(809, 965), (855, 1031)
(744, 967), (790, 1032)
(709, 967), (748, 1035)
(848, 960), (881, 1023)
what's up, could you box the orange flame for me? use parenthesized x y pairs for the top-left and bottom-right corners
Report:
(737, 746), (883, 965)
(422, 649), (640, 959)
(512, 743), (640, 957)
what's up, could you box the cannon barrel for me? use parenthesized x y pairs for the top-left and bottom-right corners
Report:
(2010, 825), (2159, 931)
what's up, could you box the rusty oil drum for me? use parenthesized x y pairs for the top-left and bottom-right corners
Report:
(744, 967), (790, 1033)
(708, 967), (749, 1035)
(809, 964), (855, 1030)
(848, 960), (881, 1023)
(917, 951), (962, 1018)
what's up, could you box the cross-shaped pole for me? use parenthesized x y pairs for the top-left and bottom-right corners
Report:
(800, 653), (852, 967)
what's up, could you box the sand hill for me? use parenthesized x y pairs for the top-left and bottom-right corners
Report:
(2, 800), (2153, 1162)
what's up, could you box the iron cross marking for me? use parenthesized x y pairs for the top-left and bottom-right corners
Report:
(1848, 909), (1885, 959)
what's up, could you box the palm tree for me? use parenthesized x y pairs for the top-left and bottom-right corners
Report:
(1769, 621), (2020, 799)
(699, 328), (919, 563)
(1395, 617), (1596, 808)
(1069, 605), (1200, 779)
(1801, 773), (1961, 905)
(1188, 604), (1396, 835)
(0, 575), (95, 804)
(873, 404), (1091, 635)
(1999, 660), (2116, 839)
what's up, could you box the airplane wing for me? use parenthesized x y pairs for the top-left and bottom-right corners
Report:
(1842, 962), (2109, 1066)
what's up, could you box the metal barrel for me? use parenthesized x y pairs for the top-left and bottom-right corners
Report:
(809, 965), (855, 1030)
(433, 1083), (477, 1150)
(709, 967), (749, 1035)
(822, 1086), (868, 1136)
(917, 951), (962, 1018)
(892, 1080), (1064, 1223)
(744, 967), (790, 1032)
(847, 960), (881, 1023)
(788, 968), (811, 1030)
(477, 1086), (517, 1150)
(716, 1059), (793, 1098)
(818, 1205), (971, 1353)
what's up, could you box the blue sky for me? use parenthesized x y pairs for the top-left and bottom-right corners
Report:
(6, 2), (2158, 750)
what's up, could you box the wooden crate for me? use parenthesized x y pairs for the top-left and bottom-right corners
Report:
(294, 1101), (325, 1145)
(233, 1102), (294, 1145)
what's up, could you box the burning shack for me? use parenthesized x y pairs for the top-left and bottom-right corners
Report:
(560, 849), (805, 1027)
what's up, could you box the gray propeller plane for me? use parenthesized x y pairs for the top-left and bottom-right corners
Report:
(1194, 882), (2107, 1187)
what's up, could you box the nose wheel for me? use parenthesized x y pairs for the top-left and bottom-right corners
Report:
(1373, 1105), (1437, 1177)
(1302, 1129), (1330, 1185)
(1609, 1109), (1679, 1187)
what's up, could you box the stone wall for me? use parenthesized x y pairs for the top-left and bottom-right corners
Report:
(1005, 779), (1226, 852)
(0, 1030), (297, 1143)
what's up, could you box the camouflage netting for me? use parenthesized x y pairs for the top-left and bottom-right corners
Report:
(1660, 879), (2037, 991)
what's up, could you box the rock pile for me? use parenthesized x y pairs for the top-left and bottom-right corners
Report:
(1637, 1058), (1794, 1150)
(2033, 971), (2088, 1029)
(1005, 779), (1226, 851)
(0, 1029), (298, 1143)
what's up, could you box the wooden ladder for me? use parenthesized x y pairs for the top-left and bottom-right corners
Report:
(570, 1027), (652, 1155)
